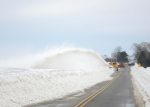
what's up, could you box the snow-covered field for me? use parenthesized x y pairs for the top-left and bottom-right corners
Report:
(0, 48), (113, 107)
(131, 66), (150, 107)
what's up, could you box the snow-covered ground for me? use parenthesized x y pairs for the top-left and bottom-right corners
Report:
(0, 48), (113, 107)
(131, 65), (150, 107)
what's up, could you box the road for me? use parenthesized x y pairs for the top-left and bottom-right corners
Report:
(83, 67), (135, 107)
(24, 67), (135, 107)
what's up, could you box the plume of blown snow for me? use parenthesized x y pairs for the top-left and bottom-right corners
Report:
(32, 47), (108, 71)
(0, 47), (113, 107)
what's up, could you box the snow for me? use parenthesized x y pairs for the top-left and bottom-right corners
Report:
(0, 48), (113, 107)
(131, 65), (150, 107)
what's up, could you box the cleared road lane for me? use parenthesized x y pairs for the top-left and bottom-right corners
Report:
(83, 67), (135, 107)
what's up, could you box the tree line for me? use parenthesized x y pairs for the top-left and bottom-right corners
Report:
(133, 42), (150, 68)
(105, 42), (150, 68)
(105, 46), (129, 63)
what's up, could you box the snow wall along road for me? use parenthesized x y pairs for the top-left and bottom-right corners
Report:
(0, 48), (113, 107)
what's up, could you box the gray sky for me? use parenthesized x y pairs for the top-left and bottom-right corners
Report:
(0, 0), (150, 58)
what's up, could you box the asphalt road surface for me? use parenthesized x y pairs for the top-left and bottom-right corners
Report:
(84, 67), (135, 107)
(24, 66), (135, 107)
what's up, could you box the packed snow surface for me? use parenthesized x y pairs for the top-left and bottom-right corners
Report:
(0, 48), (113, 107)
(131, 66), (150, 107)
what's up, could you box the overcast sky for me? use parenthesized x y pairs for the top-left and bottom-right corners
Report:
(0, 0), (150, 58)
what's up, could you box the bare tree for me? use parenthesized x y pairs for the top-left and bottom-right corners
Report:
(111, 46), (122, 61)
(111, 46), (128, 63)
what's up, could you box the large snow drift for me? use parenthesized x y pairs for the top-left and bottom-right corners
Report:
(0, 48), (113, 107)
(131, 66), (150, 107)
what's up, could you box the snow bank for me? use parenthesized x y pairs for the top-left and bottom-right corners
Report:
(0, 48), (113, 107)
(131, 66), (150, 107)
